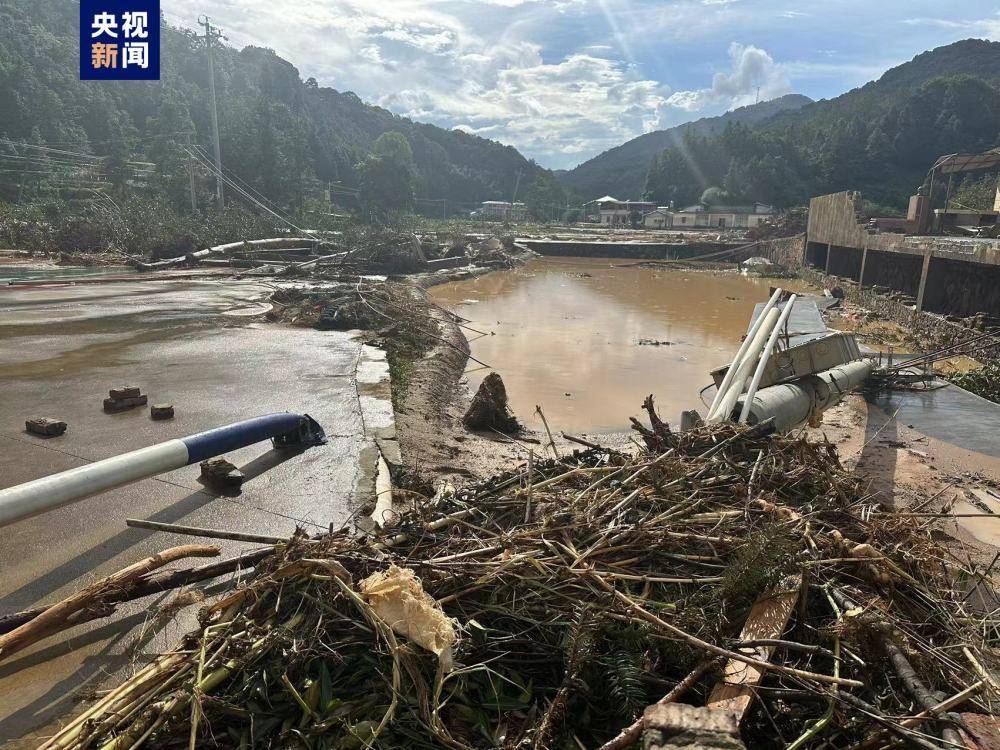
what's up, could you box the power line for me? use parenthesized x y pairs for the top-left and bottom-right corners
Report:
(191, 144), (283, 213)
(185, 145), (318, 239)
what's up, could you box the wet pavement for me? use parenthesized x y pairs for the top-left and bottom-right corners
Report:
(0, 278), (386, 745)
(431, 257), (791, 433)
(870, 384), (1000, 458)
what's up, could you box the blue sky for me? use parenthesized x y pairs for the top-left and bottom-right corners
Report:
(164, 0), (1000, 169)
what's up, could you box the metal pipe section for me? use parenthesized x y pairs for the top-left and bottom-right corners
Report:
(739, 294), (798, 424)
(0, 413), (326, 527)
(708, 307), (780, 424)
(708, 287), (783, 419)
(733, 360), (874, 433)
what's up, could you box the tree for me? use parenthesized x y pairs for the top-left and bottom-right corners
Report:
(700, 186), (730, 206)
(357, 132), (417, 218)
(952, 172), (998, 211)
(522, 172), (566, 221)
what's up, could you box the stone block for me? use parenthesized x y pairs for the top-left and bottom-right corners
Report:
(109, 385), (142, 400)
(150, 404), (175, 420)
(103, 395), (148, 413)
(25, 417), (67, 437)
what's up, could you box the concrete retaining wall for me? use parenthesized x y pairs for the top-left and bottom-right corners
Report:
(520, 239), (750, 261)
(754, 234), (807, 268)
(801, 266), (1000, 362)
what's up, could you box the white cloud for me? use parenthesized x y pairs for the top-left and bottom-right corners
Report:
(164, 0), (677, 167)
(660, 42), (791, 120)
(901, 14), (1000, 40)
(383, 51), (671, 159)
(170, 0), (979, 169)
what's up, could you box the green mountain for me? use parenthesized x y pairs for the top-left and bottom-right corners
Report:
(644, 39), (1000, 211)
(0, 0), (546, 212)
(557, 94), (813, 201)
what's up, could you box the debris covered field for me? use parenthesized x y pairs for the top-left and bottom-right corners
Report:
(27, 409), (1000, 750)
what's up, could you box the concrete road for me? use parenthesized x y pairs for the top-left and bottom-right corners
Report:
(0, 277), (390, 745)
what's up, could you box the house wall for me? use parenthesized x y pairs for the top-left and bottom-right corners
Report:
(802, 266), (1000, 364)
(807, 190), (1000, 317)
(599, 209), (630, 225)
(920, 255), (1000, 318)
(671, 212), (772, 228)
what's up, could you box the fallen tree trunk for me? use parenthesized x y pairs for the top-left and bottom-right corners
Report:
(0, 544), (219, 661)
(134, 238), (318, 271)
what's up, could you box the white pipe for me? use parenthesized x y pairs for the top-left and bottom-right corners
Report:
(708, 307), (780, 424)
(0, 413), (325, 527)
(707, 288), (783, 419)
(0, 441), (188, 527)
(739, 294), (797, 424)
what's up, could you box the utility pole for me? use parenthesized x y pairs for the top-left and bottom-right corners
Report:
(198, 15), (225, 211)
(510, 168), (523, 224)
(185, 134), (197, 211)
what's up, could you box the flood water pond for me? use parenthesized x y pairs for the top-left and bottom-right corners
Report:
(431, 257), (794, 434)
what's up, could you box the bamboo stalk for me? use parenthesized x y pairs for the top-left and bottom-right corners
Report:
(0, 545), (218, 663)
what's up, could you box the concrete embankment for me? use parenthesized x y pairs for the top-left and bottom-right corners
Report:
(518, 238), (750, 260)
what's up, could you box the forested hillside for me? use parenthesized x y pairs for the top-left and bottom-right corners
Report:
(558, 94), (812, 201)
(0, 0), (546, 213)
(644, 40), (1000, 211)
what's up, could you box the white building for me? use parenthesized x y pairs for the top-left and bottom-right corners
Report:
(589, 196), (657, 226)
(642, 207), (673, 229)
(477, 201), (528, 221)
(671, 202), (775, 229)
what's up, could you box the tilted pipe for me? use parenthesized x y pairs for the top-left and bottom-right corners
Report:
(739, 294), (798, 424)
(708, 307), (780, 424)
(0, 413), (326, 527)
(707, 287), (783, 419)
(135, 238), (318, 271)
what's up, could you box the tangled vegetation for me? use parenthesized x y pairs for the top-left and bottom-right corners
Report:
(0, 198), (281, 260)
(38, 413), (999, 750)
(948, 358), (1000, 404)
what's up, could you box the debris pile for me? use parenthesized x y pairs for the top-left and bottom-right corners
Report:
(463, 371), (520, 432)
(740, 256), (790, 277)
(134, 230), (531, 279)
(38, 409), (999, 750)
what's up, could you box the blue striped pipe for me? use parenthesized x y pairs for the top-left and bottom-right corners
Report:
(0, 413), (325, 527)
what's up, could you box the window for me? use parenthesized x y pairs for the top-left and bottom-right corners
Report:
(680, 216), (686, 224)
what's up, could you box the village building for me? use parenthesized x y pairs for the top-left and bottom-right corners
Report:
(588, 196), (657, 226)
(476, 201), (528, 221)
(671, 202), (775, 229)
(642, 207), (673, 228)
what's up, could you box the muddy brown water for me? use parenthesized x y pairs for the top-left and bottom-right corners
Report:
(431, 257), (793, 434)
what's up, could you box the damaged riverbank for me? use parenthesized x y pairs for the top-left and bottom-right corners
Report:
(5, 232), (1000, 748)
(17, 414), (1000, 750)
